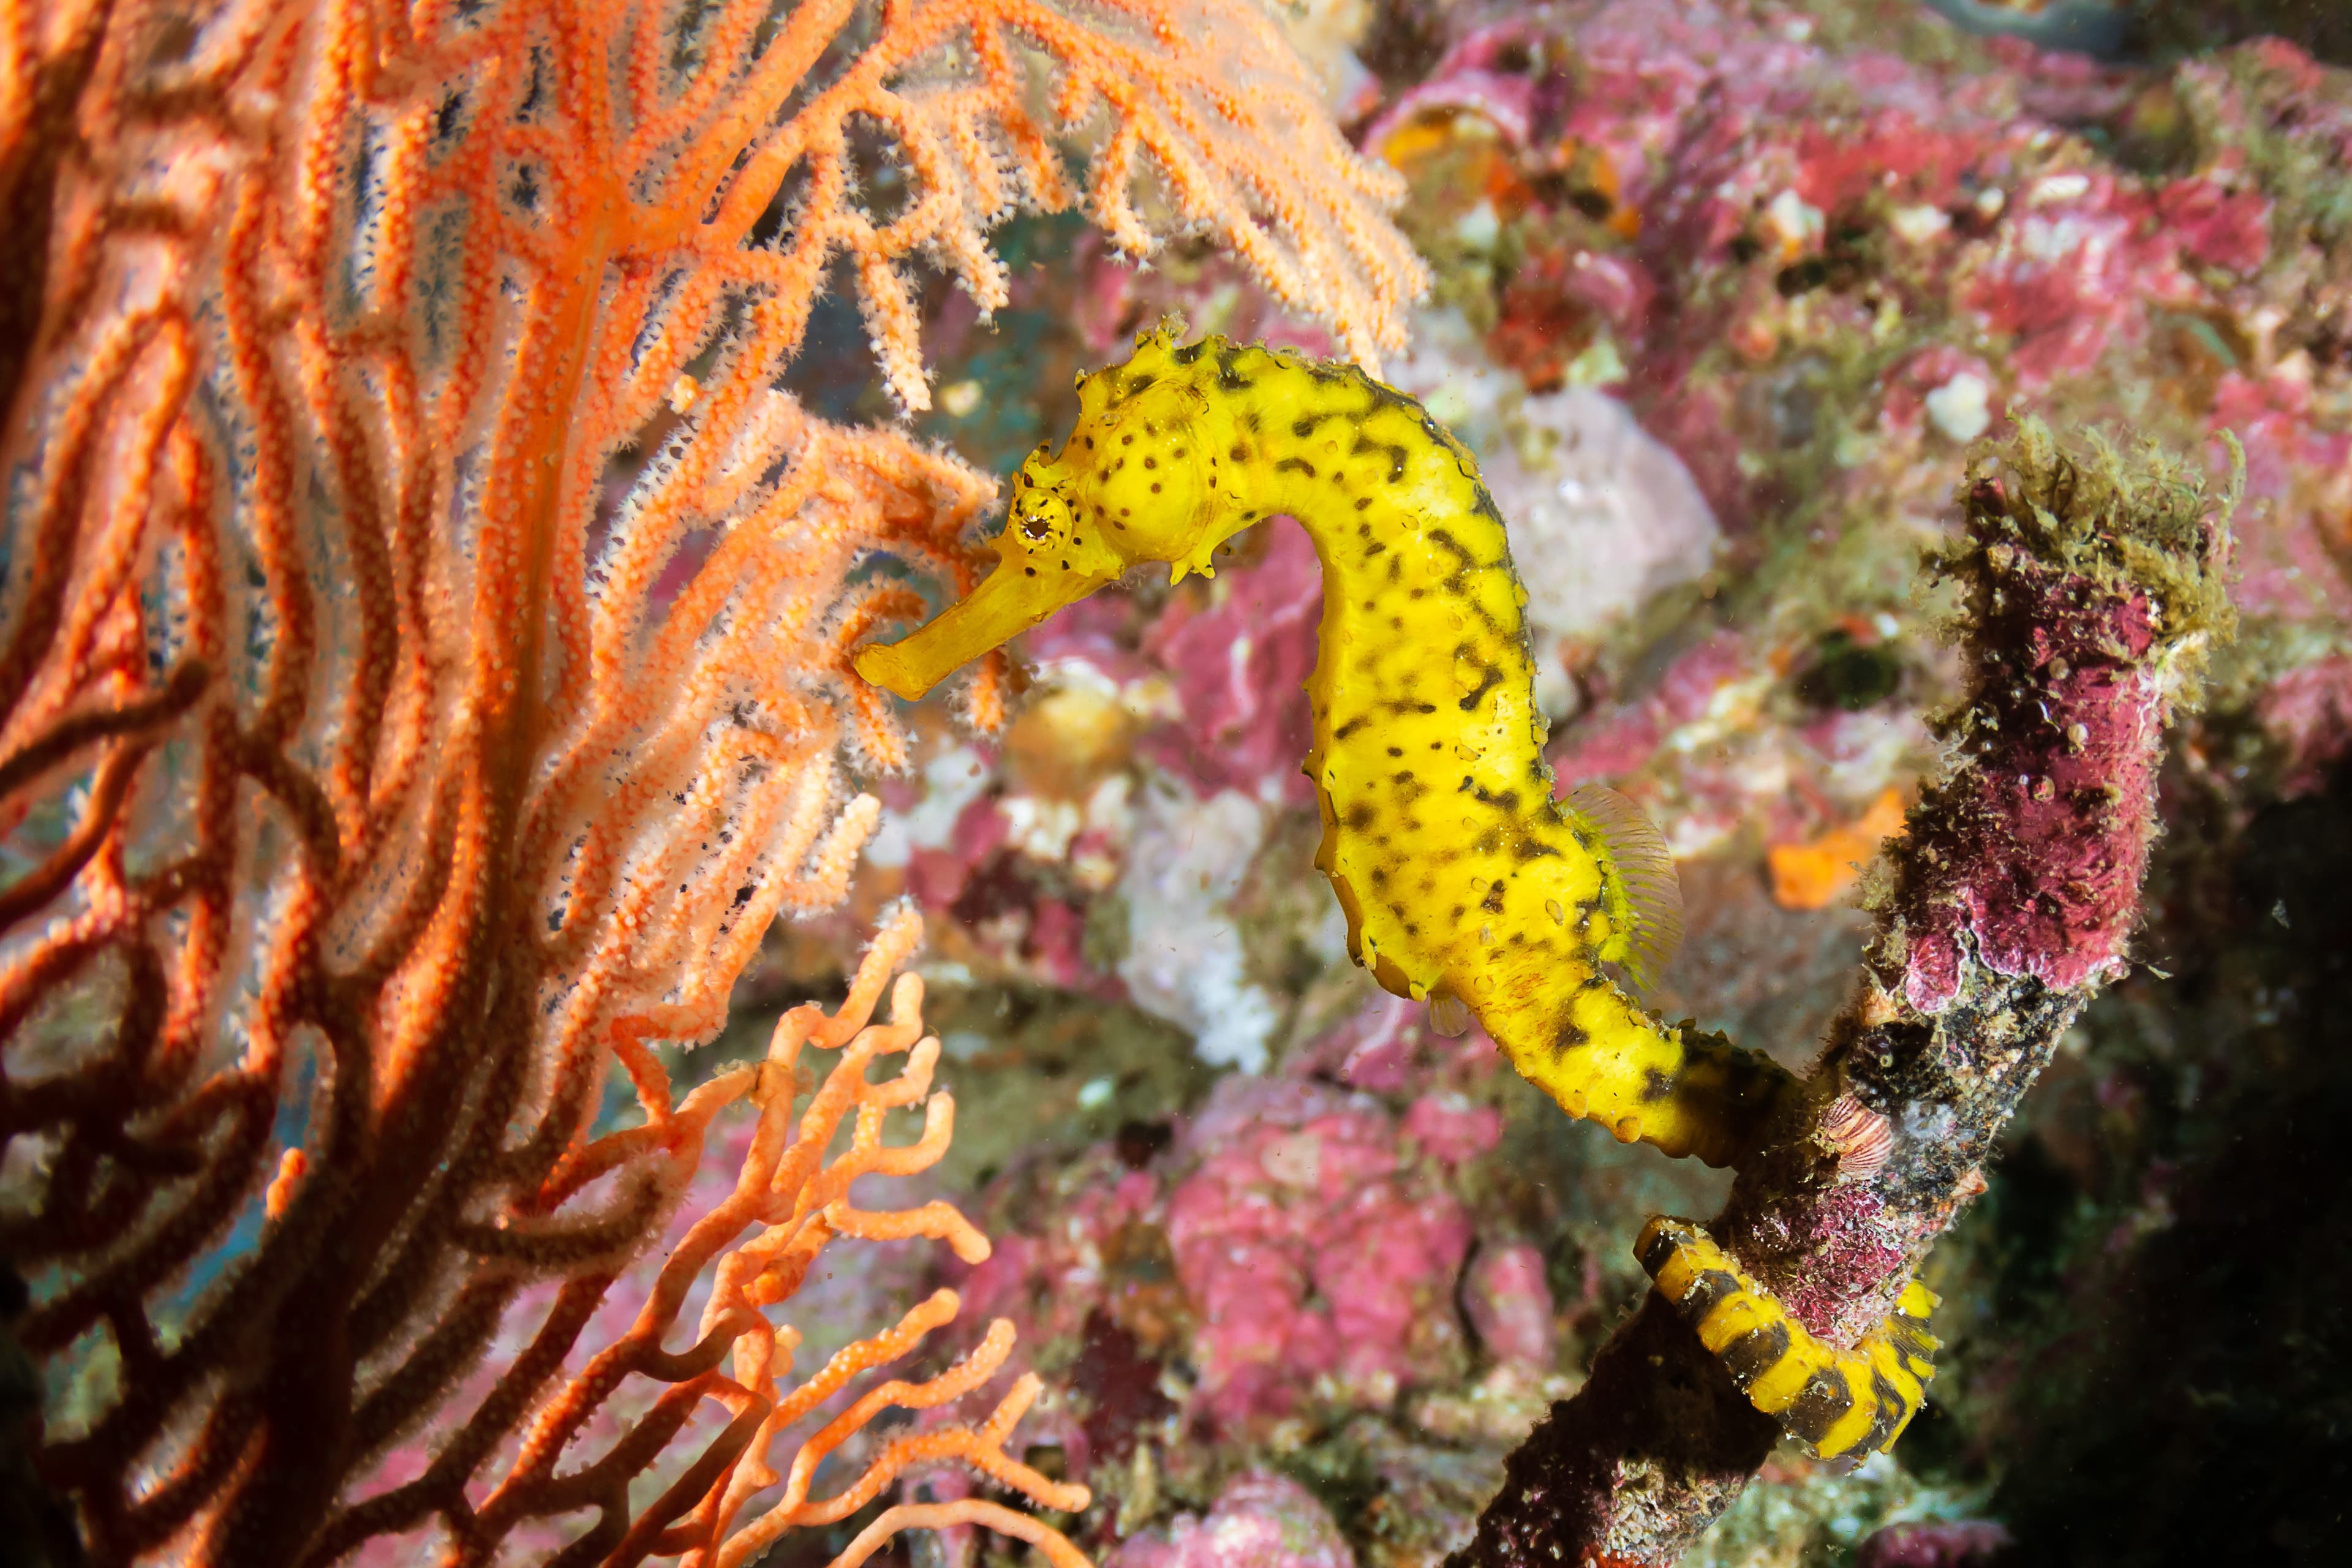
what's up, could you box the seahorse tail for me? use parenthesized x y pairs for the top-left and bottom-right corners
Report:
(1635, 1216), (1940, 1464)
(1492, 1010), (1796, 1170)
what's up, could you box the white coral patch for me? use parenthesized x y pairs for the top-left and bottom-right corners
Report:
(1118, 784), (1281, 1072)
(1925, 372), (1992, 442)
(862, 743), (990, 867)
(1485, 390), (1724, 717)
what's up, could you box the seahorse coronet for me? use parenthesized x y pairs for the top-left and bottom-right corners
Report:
(855, 328), (1939, 1453)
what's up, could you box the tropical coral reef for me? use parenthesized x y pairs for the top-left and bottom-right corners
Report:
(12, 1), (2352, 1566)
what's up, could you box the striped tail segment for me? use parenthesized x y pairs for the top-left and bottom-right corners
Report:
(1635, 1217), (1940, 1464)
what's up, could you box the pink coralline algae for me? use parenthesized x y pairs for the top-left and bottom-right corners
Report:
(1166, 1075), (1479, 1425)
(1372, 2), (2349, 720)
(2256, 654), (2352, 793)
(949, 993), (1514, 1440)
(1755, 1180), (1909, 1344)
(1854, 1518), (2015, 1568)
(1137, 520), (1325, 804)
(1403, 1092), (1507, 1167)
(1901, 458), (2209, 1011)
(1461, 1243), (1558, 1370)
(1547, 627), (1929, 865)
(1112, 1470), (1355, 1568)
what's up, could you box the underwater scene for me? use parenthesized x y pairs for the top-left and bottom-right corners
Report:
(1, 1), (2347, 1565)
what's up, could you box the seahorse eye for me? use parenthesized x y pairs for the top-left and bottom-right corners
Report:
(1019, 505), (1054, 540)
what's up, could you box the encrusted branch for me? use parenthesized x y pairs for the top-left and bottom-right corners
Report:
(1456, 420), (2239, 1565)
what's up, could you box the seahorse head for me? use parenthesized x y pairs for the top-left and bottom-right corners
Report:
(856, 328), (1238, 701)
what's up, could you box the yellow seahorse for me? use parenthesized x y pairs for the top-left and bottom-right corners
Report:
(856, 329), (1935, 1461)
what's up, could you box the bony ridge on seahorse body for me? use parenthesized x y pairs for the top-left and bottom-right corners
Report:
(856, 328), (1938, 1462)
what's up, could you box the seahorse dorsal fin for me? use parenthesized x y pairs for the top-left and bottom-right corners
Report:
(1567, 783), (1685, 994)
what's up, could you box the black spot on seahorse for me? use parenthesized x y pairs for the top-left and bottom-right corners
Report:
(1123, 372), (1158, 399)
(1392, 772), (1427, 804)
(1468, 783), (1520, 812)
(1480, 881), (1506, 914)
(1635, 1224), (1686, 1275)
(1275, 457), (1316, 478)
(1172, 340), (1206, 365)
(1720, 1320), (1795, 1390)
(1784, 1374), (1857, 1447)
(1334, 715), (1369, 739)
(1215, 344), (1253, 391)
(1685, 1267), (1746, 1317)
(1458, 660), (1505, 712)
(1551, 1019), (1590, 1059)
(1240, 407), (1262, 434)
(1510, 837), (1563, 862)
(1428, 527), (1479, 571)
(1349, 431), (1412, 483)
(1853, 1376), (1912, 1457)
(1344, 803), (1376, 829)
(1292, 413), (1330, 437)
(1640, 1065), (1678, 1102)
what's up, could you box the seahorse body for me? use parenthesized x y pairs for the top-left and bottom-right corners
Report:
(857, 330), (1934, 1457)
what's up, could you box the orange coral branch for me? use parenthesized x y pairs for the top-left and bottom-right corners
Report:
(4, 0), (1415, 1559)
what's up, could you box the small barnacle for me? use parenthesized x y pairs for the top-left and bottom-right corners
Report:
(1820, 1093), (1894, 1180)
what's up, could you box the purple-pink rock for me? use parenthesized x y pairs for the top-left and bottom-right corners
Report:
(1855, 1519), (2015, 1568)
(1112, 1471), (1356, 1568)
(1167, 1075), (1474, 1425)
(1461, 1243), (1558, 1370)
(1139, 519), (1324, 805)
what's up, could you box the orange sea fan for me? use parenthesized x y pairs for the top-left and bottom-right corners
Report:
(0, 0), (1419, 1561)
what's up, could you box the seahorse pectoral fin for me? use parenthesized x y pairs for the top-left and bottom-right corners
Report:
(1564, 783), (1686, 995)
(1637, 1216), (1939, 1466)
(854, 558), (1117, 700)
